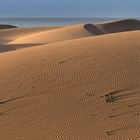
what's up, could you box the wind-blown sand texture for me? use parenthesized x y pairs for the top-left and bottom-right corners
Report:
(0, 19), (140, 140)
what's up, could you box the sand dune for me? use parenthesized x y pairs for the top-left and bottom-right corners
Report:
(0, 26), (61, 44)
(0, 26), (61, 52)
(9, 24), (94, 44)
(9, 19), (140, 46)
(0, 29), (140, 139)
(0, 24), (17, 30)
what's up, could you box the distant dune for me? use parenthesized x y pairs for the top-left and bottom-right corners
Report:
(9, 24), (93, 44)
(0, 24), (17, 29)
(8, 19), (140, 46)
(0, 19), (140, 140)
(84, 19), (140, 35)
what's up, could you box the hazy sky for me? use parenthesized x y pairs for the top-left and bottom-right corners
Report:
(0, 0), (140, 17)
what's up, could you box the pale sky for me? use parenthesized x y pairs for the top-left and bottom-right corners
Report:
(0, 0), (140, 17)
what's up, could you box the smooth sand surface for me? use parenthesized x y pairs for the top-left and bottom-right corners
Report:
(0, 26), (61, 44)
(0, 19), (140, 140)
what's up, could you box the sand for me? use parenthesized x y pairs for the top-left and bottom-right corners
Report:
(0, 26), (61, 51)
(9, 24), (94, 44)
(0, 19), (140, 140)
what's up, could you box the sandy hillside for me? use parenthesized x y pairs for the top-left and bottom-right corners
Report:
(0, 17), (140, 140)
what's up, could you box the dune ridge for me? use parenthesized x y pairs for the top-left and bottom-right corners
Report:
(0, 26), (61, 43)
(8, 19), (140, 46)
(0, 26), (140, 139)
(9, 24), (94, 45)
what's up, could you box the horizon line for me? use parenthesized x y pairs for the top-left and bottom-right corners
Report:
(0, 16), (139, 18)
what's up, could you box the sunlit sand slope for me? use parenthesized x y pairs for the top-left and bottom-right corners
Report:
(9, 24), (94, 44)
(0, 30), (140, 140)
(0, 26), (61, 52)
(0, 26), (61, 44)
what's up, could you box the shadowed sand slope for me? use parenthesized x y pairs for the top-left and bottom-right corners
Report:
(0, 24), (17, 29)
(97, 19), (140, 33)
(0, 44), (16, 53)
(0, 30), (140, 140)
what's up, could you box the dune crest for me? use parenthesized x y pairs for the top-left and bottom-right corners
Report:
(0, 26), (61, 44)
(0, 26), (62, 52)
(9, 24), (94, 45)
(9, 19), (140, 47)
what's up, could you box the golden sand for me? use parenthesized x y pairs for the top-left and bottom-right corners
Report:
(0, 19), (140, 140)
